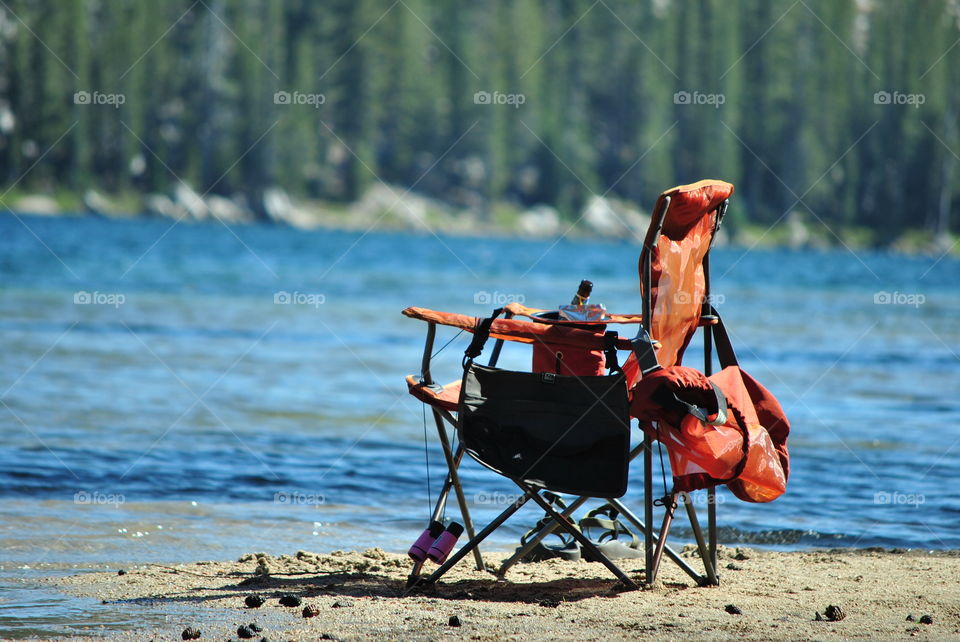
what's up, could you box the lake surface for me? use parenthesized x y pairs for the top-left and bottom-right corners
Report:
(1, 213), (958, 636)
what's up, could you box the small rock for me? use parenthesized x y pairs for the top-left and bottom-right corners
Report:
(815, 612), (824, 621)
(448, 615), (463, 627)
(244, 594), (265, 608)
(733, 548), (751, 561)
(303, 605), (320, 618)
(725, 563), (742, 571)
(331, 599), (353, 608)
(279, 594), (302, 607)
(236, 625), (255, 639)
(724, 604), (742, 615)
(319, 635), (339, 641)
(117, 569), (126, 576)
(248, 623), (263, 633)
(539, 599), (561, 608)
(906, 614), (915, 621)
(919, 614), (933, 625)
(181, 627), (201, 640)
(825, 604), (846, 621)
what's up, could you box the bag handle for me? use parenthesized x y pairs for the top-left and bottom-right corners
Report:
(707, 305), (739, 368)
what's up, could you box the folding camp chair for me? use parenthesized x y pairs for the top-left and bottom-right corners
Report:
(402, 180), (736, 590)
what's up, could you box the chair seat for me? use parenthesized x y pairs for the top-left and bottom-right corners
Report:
(406, 375), (461, 412)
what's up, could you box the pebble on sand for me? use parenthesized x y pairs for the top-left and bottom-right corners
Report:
(919, 614), (933, 625)
(117, 569), (126, 576)
(724, 604), (742, 615)
(449, 615), (463, 627)
(824, 605), (846, 622)
(279, 594), (302, 607)
(303, 604), (321, 618)
(181, 627), (201, 640)
(244, 594), (265, 608)
(236, 625), (255, 639)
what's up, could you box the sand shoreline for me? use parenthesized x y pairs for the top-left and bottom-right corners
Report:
(40, 546), (960, 641)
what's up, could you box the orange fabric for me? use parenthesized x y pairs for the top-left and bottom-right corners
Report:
(405, 375), (461, 412)
(629, 364), (789, 503)
(622, 180), (733, 388)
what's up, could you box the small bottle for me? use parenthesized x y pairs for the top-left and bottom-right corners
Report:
(571, 279), (593, 307)
(408, 520), (445, 562)
(426, 522), (464, 564)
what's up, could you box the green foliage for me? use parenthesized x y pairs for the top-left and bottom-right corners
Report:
(0, 0), (957, 243)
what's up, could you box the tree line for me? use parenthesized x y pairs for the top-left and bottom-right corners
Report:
(0, 0), (958, 243)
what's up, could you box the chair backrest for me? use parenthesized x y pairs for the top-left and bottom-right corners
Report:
(623, 180), (733, 388)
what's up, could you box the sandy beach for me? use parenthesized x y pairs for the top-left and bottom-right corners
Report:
(40, 546), (959, 641)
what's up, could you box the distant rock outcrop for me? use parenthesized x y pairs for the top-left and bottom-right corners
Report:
(517, 204), (560, 237)
(580, 195), (650, 240)
(10, 194), (60, 215)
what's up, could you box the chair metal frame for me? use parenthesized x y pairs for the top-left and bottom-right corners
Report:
(403, 188), (730, 590)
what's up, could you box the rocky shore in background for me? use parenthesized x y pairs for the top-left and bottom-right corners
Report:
(3, 185), (956, 254)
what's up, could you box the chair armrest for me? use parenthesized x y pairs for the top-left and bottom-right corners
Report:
(402, 306), (638, 351)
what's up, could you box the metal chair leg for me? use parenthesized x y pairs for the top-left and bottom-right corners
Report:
(521, 483), (638, 590)
(431, 408), (483, 570)
(643, 433), (654, 586)
(607, 498), (705, 585)
(495, 494), (591, 578)
(682, 492), (719, 585)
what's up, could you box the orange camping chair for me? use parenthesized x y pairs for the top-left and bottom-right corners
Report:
(401, 179), (789, 590)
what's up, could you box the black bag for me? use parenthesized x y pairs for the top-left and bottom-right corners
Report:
(457, 312), (631, 498)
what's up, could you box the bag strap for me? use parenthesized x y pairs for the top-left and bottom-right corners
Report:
(707, 305), (739, 368)
(463, 308), (504, 366)
(603, 331), (622, 374)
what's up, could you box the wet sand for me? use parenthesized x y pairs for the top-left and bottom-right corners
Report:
(45, 546), (960, 640)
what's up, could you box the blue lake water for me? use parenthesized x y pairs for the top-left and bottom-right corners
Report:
(1, 213), (959, 635)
